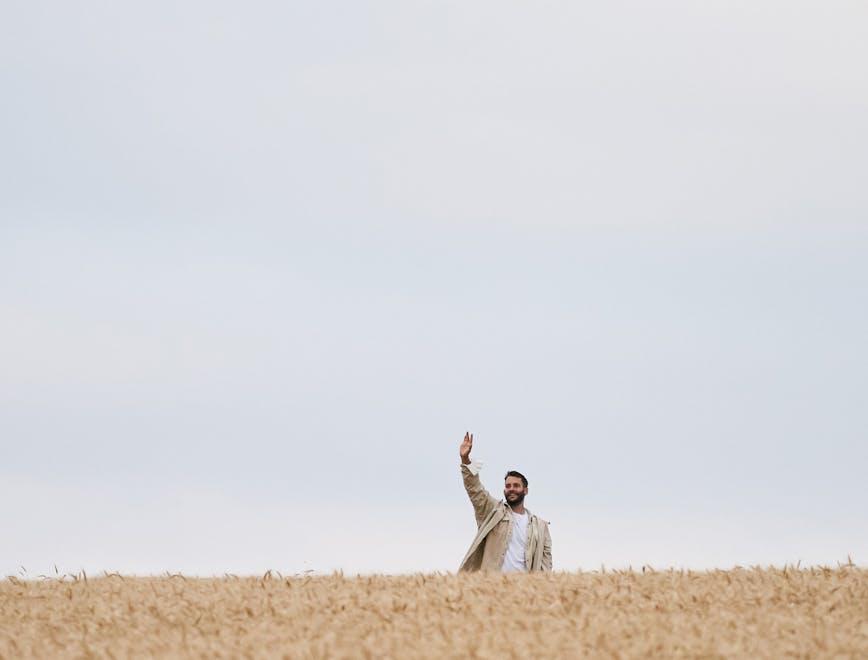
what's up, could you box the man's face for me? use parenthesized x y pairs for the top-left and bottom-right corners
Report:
(504, 476), (527, 506)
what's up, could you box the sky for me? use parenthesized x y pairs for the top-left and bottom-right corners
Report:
(2, 0), (866, 576)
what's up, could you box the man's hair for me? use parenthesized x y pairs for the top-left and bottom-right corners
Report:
(504, 470), (528, 488)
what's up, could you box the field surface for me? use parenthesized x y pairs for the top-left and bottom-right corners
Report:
(2, 567), (866, 658)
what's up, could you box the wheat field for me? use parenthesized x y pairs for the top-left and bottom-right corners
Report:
(2, 566), (866, 658)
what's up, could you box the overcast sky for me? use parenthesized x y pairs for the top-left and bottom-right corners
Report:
(2, 1), (866, 576)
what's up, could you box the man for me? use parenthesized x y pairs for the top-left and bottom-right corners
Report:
(457, 432), (553, 573)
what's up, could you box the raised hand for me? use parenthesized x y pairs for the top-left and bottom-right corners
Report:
(459, 431), (473, 465)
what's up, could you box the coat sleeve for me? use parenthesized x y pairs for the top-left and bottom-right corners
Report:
(541, 522), (553, 572)
(461, 462), (500, 527)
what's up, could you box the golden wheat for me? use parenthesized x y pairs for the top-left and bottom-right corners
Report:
(1, 567), (866, 658)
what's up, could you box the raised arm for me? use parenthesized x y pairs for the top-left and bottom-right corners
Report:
(459, 432), (500, 526)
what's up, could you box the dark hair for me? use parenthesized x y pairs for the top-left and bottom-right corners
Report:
(504, 470), (528, 488)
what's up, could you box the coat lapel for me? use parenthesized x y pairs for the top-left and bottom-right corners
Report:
(460, 503), (545, 573)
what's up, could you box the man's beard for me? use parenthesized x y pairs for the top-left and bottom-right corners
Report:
(505, 492), (525, 507)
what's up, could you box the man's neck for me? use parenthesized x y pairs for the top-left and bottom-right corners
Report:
(509, 503), (526, 514)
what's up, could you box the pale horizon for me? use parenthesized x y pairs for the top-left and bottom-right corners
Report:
(2, 0), (866, 577)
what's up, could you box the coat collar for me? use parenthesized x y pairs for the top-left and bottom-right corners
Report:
(498, 500), (534, 519)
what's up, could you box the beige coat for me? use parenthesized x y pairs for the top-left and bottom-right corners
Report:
(458, 463), (553, 573)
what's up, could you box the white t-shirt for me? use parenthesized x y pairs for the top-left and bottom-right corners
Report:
(501, 510), (530, 573)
